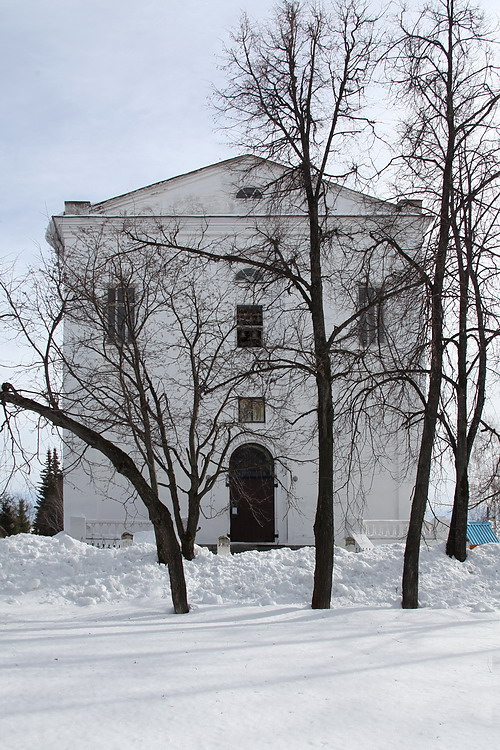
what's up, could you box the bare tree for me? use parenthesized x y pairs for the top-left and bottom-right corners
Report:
(61, 231), (297, 561)
(123, 1), (430, 609)
(0, 244), (199, 611)
(442, 128), (500, 561)
(62, 242), (237, 562)
(1, 0), (454, 615)
(388, 0), (500, 606)
(469, 422), (500, 532)
(0, 220), (297, 610)
(218, 4), (379, 603)
(1, 383), (190, 613)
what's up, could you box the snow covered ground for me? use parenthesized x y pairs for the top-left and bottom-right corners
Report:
(1, 535), (499, 749)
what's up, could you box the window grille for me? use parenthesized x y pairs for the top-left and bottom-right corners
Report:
(236, 305), (263, 347)
(358, 284), (385, 347)
(235, 267), (263, 282)
(236, 186), (263, 199)
(238, 397), (266, 423)
(107, 285), (135, 342)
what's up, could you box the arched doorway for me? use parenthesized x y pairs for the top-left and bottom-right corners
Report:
(229, 444), (275, 543)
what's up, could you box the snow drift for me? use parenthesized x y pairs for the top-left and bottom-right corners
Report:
(1, 533), (499, 610)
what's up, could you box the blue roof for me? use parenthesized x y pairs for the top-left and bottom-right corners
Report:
(466, 521), (499, 545)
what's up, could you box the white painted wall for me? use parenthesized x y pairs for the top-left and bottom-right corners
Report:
(51, 156), (427, 546)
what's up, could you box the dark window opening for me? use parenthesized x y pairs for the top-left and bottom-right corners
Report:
(358, 283), (385, 347)
(236, 305), (263, 348)
(238, 397), (266, 423)
(236, 186), (263, 199)
(107, 285), (135, 342)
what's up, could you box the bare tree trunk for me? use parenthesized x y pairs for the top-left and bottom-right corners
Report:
(180, 491), (201, 561)
(446, 248), (469, 562)
(208, 2), (380, 608)
(396, 0), (500, 605)
(447, 473), (469, 561)
(400, 0), (458, 608)
(402, 173), (450, 609)
(0, 388), (190, 614)
(151, 502), (190, 613)
(307, 173), (335, 609)
(446, 199), (491, 560)
(312, 367), (334, 608)
(402, 383), (442, 608)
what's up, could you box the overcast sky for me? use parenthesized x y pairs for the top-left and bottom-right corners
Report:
(1, 0), (498, 493)
(0, 0), (283, 491)
(0, 0), (286, 266)
(1, 0), (498, 265)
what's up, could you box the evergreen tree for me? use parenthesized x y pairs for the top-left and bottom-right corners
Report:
(0, 495), (17, 537)
(0, 494), (33, 536)
(16, 499), (31, 533)
(33, 449), (63, 536)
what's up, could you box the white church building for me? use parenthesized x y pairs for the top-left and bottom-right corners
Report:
(48, 155), (432, 550)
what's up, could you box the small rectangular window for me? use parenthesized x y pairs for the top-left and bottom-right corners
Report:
(358, 283), (385, 347)
(236, 304), (263, 347)
(238, 397), (266, 423)
(107, 285), (135, 342)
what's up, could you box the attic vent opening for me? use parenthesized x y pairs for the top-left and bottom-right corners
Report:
(235, 267), (263, 282)
(236, 187), (263, 199)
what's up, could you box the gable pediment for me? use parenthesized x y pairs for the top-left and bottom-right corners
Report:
(90, 155), (283, 217)
(62, 155), (403, 219)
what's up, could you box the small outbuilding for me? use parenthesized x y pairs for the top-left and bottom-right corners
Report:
(466, 521), (499, 549)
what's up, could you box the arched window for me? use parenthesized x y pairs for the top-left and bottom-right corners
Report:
(236, 186), (263, 199)
(234, 267), (263, 282)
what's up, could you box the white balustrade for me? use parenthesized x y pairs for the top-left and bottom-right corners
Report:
(75, 518), (154, 548)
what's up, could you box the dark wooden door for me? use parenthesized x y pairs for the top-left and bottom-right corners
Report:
(229, 444), (275, 543)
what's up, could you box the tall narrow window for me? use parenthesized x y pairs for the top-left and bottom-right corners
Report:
(358, 284), (385, 347)
(238, 397), (266, 423)
(236, 305), (263, 348)
(107, 285), (135, 342)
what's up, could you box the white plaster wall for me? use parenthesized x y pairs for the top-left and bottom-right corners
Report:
(54, 156), (425, 545)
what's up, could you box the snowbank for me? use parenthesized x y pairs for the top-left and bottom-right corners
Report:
(1, 533), (498, 610)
